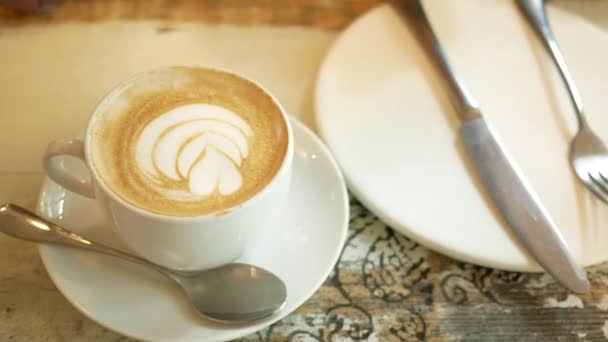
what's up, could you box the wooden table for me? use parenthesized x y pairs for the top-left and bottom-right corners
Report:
(2, 1), (608, 341)
(0, 0), (385, 29)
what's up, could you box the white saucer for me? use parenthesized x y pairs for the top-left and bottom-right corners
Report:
(36, 118), (348, 342)
(315, 0), (608, 271)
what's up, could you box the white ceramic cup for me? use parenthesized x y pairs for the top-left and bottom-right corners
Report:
(43, 67), (293, 271)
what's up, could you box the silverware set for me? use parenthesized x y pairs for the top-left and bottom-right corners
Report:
(403, 0), (602, 293)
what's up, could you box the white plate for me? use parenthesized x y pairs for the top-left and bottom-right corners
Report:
(315, 0), (608, 271)
(36, 118), (348, 342)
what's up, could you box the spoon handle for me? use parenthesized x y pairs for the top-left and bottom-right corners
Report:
(0, 203), (170, 276)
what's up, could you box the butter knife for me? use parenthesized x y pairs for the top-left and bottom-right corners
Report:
(401, 0), (589, 293)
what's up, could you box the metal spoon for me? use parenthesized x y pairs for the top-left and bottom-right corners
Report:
(0, 203), (287, 323)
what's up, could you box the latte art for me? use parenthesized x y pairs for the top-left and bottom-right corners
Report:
(136, 104), (253, 200)
(90, 66), (289, 216)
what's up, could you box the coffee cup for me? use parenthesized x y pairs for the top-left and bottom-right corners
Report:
(43, 66), (293, 271)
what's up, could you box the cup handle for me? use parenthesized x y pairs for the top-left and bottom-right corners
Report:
(43, 139), (95, 199)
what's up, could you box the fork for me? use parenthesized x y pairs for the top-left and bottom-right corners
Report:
(518, 0), (608, 203)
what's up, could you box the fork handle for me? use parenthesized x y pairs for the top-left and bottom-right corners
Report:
(517, 0), (586, 128)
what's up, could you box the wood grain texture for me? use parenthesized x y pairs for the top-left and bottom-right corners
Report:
(0, 0), (396, 29)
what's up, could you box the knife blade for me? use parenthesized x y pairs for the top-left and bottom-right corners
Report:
(462, 118), (589, 293)
(401, 0), (589, 293)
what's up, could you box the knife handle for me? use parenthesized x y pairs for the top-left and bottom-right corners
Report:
(461, 118), (589, 293)
(403, 0), (480, 121)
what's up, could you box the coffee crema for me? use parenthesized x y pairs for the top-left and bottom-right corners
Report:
(90, 67), (288, 216)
